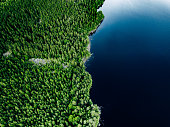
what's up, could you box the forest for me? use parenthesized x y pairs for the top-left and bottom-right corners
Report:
(0, 0), (104, 126)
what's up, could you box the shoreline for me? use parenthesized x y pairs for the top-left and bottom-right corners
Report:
(83, 18), (104, 63)
(89, 19), (104, 36)
(83, 18), (104, 126)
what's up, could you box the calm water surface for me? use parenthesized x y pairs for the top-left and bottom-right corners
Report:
(86, 0), (170, 127)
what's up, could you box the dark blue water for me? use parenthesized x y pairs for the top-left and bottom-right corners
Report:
(86, 0), (170, 127)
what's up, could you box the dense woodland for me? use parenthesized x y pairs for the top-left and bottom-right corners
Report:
(0, 0), (104, 126)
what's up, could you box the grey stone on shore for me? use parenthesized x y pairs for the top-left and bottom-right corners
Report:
(87, 42), (90, 52)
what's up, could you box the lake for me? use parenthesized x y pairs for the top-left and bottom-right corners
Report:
(86, 0), (170, 127)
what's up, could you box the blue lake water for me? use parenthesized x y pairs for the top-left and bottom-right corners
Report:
(86, 0), (170, 126)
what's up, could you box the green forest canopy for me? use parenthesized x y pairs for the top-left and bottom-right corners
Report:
(0, 0), (104, 126)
